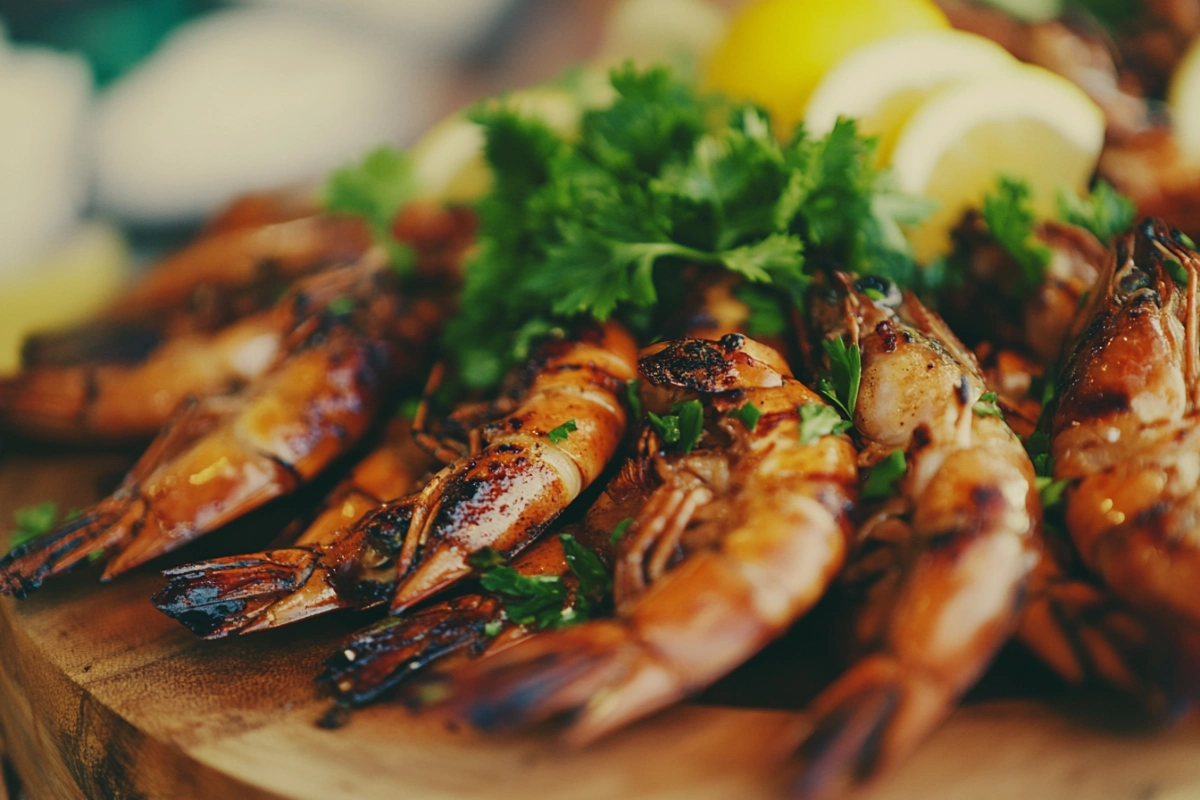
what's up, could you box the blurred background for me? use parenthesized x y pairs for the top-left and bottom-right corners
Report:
(0, 0), (739, 369)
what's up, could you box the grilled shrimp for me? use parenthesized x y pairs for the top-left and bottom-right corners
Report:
(151, 418), (436, 638)
(791, 276), (1040, 798)
(0, 262), (402, 443)
(153, 322), (636, 633)
(940, 214), (1108, 365)
(0, 274), (438, 597)
(424, 334), (856, 746)
(1051, 220), (1200, 630)
(317, 462), (643, 709)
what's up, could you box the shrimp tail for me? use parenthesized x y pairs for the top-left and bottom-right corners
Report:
(790, 657), (949, 800)
(0, 499), (132, 598)
(151, 548), (319, 638)
(319, 595), (503, 708)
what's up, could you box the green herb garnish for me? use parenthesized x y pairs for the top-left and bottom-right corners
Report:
(1035, 476), (1070, 509)
(1057, 180), (1134, 243)
(323, 146), (416, 273)
(817, 338), (861, 420)
(9, 502), (60, 551)
(442, 65), (924, 388)
(734, 284), (788, 338)
(610, 518), (633, 545)
(862, 449), (907, 500)
(973, 391), (1004, 419)
(798, 403), (853, 445)
(983, 176), (1052, 293)
(625, 379), (645, 420)
(326, 296), (355, 317)
(648, 399), (705, 453)
(547, 419), (578, 444)
(731, 401), (762, 432)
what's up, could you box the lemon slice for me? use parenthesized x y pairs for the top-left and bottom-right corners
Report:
(804, 30), (1017, 163)
(891, 65), (1105, 260)
(704, 0), (948, 133)
(0, 222), (128, 373)
(411, 84), (600, 203)
(1169, 36), (1200, 161)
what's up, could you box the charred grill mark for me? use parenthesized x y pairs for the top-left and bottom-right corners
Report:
(362, 502), (417, 555)
(910, 424), (933, 455)
(639, 339), (735, 391)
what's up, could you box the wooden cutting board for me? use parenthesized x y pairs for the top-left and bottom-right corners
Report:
(2, 450), (1199, 800)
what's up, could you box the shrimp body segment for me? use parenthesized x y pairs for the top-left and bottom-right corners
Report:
(0, 279), (431, 597)
(793, 280), (1041, 798)
(431, 334), (857, 746)
(1053, 222), (1200, 629)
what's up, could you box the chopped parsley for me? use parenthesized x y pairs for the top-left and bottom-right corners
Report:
(547, 419), (578, 444)
(9, 502), (59, 551)
(323, 146), (416, 273)
(798, 403), (853, 445)
(470, 534), (612, 630)
(973, 391), (1004, 419)
(326, 296), (355, 317)
(483, 620), (504, 637)
(1057, 180), (1134, 243)
(648, 399), (705, 453)
(862, 449), (907, 500)
(442, 65), (924, 388)
(730, 401), (762, 432)
(1035, 476), (1070, 509)
(610, 518), (633, 545)
(817, 338), (862, 421)
(1166, 258), (1190, 286)
(982, 177), (1051, 294)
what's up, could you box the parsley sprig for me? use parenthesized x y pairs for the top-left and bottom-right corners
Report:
(983, 177), (1052, 294)
(444, 65), (924, 388)
(323, 146), (417, 273)
(1057, 180), (1134, 243)
(817, 338), (862, 421)
(468, 534), (611, 630)
(798, 403), (853, 445)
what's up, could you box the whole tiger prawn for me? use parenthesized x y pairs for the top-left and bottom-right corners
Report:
(152, 322), (637, 633)
(421, 333), (857, 746)
(791, 275), (1041, 799)
(0, 261), (439, 597)
(1052, 219), (1200, 632)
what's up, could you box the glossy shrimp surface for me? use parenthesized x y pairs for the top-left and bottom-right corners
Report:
(427, 334), (857, 746)
(151, 418), (437, 638)
(0, 261), (393, 444)
(792, 278), (1040, 798)
(0, 276), (436, 597)
(1052, 221), (1200, 630)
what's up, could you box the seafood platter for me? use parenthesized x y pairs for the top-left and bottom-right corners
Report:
(3, 1), (1200, 798)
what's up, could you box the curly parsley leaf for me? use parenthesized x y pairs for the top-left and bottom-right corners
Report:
(817, 338), (861, 420)
(1058, 180), (1135, 243)
(547, 419), (578, 444)
(983, 177), (1052, 293)
(323, 146), (417, 273)
(731, 401), (763, 432)
(862, 448), (908, 500)
(443, 66), (923, 388)
(798, 403), (853, 445)
(973, 391), (1004, 419)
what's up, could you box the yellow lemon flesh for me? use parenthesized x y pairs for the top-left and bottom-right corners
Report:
(803, 30), (1017, 164)
(0, 223), (128, 373)
(1169, 36), (1200, 162)
(705, 0), (948, 133)
(890, 66), (1105, 261)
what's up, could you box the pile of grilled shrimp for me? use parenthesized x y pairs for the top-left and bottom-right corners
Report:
(3, 192), (1200, 799)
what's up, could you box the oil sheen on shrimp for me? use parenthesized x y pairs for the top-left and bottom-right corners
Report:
(0, 274), (438, 597)
(423, 334), (856, 746)
(791, 276), (1040, 799)
(1052, 220), (1200, 631)
(151, 418), (437, 638)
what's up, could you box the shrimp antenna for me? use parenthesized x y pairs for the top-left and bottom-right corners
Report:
(1144, 218), (1200, 407)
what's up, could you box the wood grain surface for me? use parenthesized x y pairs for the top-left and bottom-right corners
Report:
(2, 450), (1200, 800)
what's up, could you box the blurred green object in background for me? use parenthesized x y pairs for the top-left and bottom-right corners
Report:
(0, 0), (220, 85)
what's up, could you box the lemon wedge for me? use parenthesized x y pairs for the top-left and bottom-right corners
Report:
(0, 222), (128, 373)
(804, 31), (1017, 163)
(890, 66), (1105, 260)
(1169, 36), (1200, 161)
(412, 84), (603, 203)
(704, 0), (948, 133)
